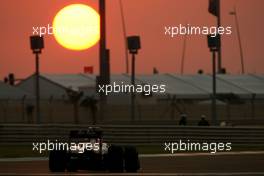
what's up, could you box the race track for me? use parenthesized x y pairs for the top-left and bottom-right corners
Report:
(0, 152), (264, 175)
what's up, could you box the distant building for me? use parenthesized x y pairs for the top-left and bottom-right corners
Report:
(1, 73), (263, 124)
(17, 73), (96, 100)
(0, 81), (33, 123)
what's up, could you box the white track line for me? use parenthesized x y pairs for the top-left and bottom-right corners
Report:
(0, 151), (264, 162)
(140, 151), (264, 157)
(0, 157), (48, 162)
(1, 172), (264, 175)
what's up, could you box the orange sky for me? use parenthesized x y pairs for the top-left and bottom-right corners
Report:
(0, 0), (263, 79)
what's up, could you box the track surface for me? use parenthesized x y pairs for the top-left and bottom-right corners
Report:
(0, 152), (264, 175)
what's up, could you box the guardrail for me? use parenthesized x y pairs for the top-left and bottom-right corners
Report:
(1, 124), (264, 145)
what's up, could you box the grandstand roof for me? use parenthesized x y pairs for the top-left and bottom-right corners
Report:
(16, 73), (264, 100)
(0, 81), (32, 99)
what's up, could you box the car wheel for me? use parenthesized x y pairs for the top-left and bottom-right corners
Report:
(66, 159), (77, 172)
(124, 146), (140, 172)
(106, 145), (124, 172)
(49, 150), (66, 172)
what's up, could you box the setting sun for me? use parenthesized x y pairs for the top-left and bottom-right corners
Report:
(52, 4), (100, 51)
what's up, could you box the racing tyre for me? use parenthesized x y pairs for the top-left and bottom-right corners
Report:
(49, 150), (67, 172)
(124, 146), (140, 172)
(106, 145), (124, 172)
(66, 159), (77, 172)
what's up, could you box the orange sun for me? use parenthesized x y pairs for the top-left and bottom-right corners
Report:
(53, 4), (100, 51)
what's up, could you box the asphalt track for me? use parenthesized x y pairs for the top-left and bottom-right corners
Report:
(0, 151), (264, 175)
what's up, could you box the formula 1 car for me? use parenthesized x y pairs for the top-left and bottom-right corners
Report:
(49, 127), (140, 172)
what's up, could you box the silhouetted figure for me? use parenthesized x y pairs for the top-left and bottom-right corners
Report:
(197, 69), (204, 74)
(8, 73), (15, 85)
(179, 114), (187, 126)
(198, 115), (210, 126)
(3, 77), (8, 84)
(153, 67), (159, 74)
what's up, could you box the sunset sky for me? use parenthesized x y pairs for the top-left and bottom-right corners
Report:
(0, 0), (263, 79)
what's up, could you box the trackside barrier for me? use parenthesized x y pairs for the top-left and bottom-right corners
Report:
(0, 124), (264, 146)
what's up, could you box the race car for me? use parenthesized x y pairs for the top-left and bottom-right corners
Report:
(49, 127), (140, 172)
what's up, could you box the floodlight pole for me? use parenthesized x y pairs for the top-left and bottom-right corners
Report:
(209, 0), (223, 73)
(230, 6), (245, 74)
(207, 34), (218, 125)
(127, 36), (141, 122)
(30, 35), (43, 124)
(212, 50), (217, 125)
(217, 1), (222, 74)
(180, 33), (187, 75)
(35, 53), (40, 124)
(119, 0), (129, 74)
(131, 53), (136, 121)
(98, 0), (110, 122)
(99, 0), (106, 69)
